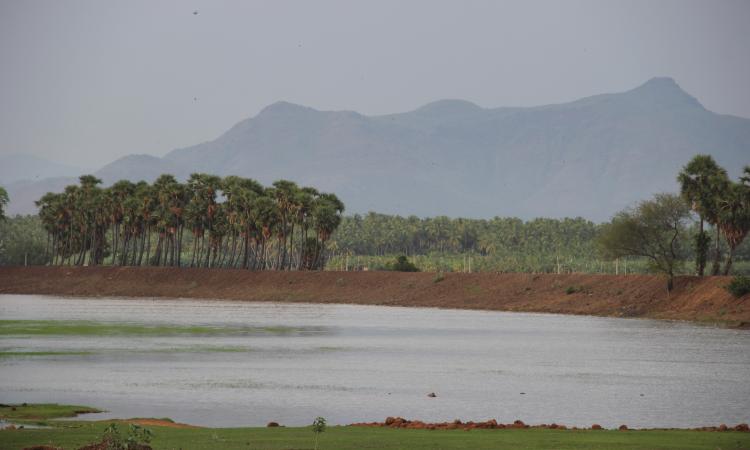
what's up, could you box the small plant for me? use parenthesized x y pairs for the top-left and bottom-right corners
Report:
(433, 272), (445, 283)
(312, 416), (326, 450)
(98, 423), (153, 450)
(565, 286), (580, 295)
(387, 255), (419, 272)
(726, 275), (750, 298)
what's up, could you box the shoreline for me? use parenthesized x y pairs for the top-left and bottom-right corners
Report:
(0, 266), (747, 325)
(2, 404), (748, 433)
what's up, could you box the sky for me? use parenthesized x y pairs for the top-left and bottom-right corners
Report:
(1, 0), (749, 169)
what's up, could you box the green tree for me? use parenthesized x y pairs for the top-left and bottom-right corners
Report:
(597, 193), (691, 291)
(387, 255), (419, 272)
(312, 416), (326, 450)
(33, 173), (343, 271)
(717, 167), (750, 275)
(677, 154), (728, 276)
(0, 186), (8, 221)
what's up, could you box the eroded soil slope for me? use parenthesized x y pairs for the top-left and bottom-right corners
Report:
(0, 267), (747, 325)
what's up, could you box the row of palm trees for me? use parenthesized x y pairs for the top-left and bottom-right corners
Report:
(678, 155), (750, 275)
(35, 174), (344, 270)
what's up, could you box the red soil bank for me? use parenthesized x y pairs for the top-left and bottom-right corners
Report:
(0, 266), (747, 325)
(349, 417), (750, 432)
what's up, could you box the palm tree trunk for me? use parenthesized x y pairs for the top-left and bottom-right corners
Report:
(177, 226), (184, 267)
(724, 246), (735, 276)
(241, 235), (249, 269)
(697, 219), (705, 276)
(111, 223), (118, 265)
(711, 226), (721, 275)
(228, 233), (238, 268)
(191, 233), (198, 267)
(153, 234), (162, 266)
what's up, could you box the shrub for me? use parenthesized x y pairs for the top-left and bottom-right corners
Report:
(387, 255), (419, 272)
(726, 275), (750, 298)
(86, 423), (153, 450)
(312, 417), (326, 450)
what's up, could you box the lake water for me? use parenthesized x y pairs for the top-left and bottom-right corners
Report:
(1, 294), (748, 428)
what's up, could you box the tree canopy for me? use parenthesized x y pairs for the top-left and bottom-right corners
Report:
(597, 193), (691, 290)
(0, 186), (8, 221)
(34, 174), (344, 270)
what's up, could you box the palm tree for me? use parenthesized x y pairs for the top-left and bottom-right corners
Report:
(717, 167), (750, 275)
(271, 180), (299, 270)
(0, 186), (8, 221)
(677, 155), (729, 275)
(34, 174), (343, 271)
(310, 193), (344, 269)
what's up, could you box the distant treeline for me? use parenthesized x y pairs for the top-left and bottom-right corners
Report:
(1, 155), (749, 276)
(19, 174), (344, 270)
(2, 210), (749, 274)
(325, 212), (749, 274)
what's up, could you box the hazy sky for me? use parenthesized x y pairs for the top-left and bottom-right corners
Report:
(1, 0), (749, 169)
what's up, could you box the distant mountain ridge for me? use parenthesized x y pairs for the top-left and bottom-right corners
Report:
(4, 77), (749, 221)
(0, 154), (85, 184)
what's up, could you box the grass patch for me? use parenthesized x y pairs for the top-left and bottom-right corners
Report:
(1, 422), (748, 450)
(0, 404), (748, 450)
(148, 345), (252, 354)
(0, 320), (326, 337)
(0, 403), (101, 422)
(0, 346), (253, 359)
(0, 350), (93, 358)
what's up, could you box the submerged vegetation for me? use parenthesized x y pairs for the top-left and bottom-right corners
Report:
(33, 174), (344, 270)
(0, 320), (326, 337)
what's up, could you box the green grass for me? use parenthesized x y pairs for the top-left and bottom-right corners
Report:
(0, 320), (326, 337)
(0, 350), (94, 358)
(0, 403), (101, 422)
(0, 346), (254, 358)
(2, 422), (748, 450)
(0, 404), (748, 450)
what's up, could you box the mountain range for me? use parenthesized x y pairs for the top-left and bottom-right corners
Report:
(3, 77), (748, 221)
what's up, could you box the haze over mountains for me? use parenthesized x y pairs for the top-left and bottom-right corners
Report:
(3, 77), (748, 221)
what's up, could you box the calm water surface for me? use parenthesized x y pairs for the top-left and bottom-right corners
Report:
(1, 294), (748, 427)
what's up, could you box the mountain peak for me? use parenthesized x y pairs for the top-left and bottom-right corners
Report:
(639, 76), (679, 89)
(628, 77), (704, 109)
(258, 101), (315, 117)
(416, 99), (483, 115)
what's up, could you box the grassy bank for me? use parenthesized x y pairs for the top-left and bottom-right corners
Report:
(1, 404), (748, 450)
(0, 266), (748, 324)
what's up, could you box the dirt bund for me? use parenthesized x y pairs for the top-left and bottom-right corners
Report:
(0, 266), (747, 325)
(350, 417), (750, 432)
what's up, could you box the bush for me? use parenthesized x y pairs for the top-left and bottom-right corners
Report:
(387, 255), (419, 272)
(82, 423), (153, 450)
(726, 275), (750, 298)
